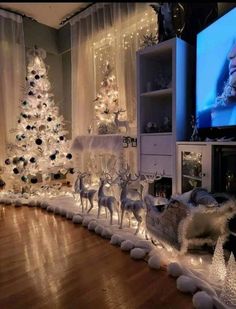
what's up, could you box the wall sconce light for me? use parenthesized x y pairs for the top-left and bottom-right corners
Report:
(123, 136), (137, 148)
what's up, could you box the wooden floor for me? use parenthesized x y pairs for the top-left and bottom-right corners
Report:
(0, 205), (193, 309)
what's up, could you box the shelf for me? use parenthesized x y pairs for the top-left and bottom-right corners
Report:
(140, 132), (172, 136)
(182, 174), (202, 181)
(140, 88), (172, 97)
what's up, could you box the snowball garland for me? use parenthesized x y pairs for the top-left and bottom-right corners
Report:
(88, 220), (97, 231)
(167, 262), (183, 277)
(60, 209), (67, 217)
(130, 248), (146, 260)
(110, 234), (124, 246)
(66, 211), (74, 220)
(193, 291), (213, 309)
(101, 228), (112, 239)
(148, 255), (161, 269)
(177, 275), (198, 294)
(54, 207), (61, 215)
(95, 225), (103, 235)
(121, 240), (135, 251)
(82, 217), (91, 227)
(72, 214), (83, 224)
(135, 240), (153, 253)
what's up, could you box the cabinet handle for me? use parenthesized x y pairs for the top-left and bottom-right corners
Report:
(202, 173), (206, 177)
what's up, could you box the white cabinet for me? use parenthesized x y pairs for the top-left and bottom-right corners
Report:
(176, 142), (212, 193)
(136, 38), (193, 195)
(176, 141), (236, 194)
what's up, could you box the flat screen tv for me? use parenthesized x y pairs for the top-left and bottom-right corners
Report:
(196, 8), (236, 134)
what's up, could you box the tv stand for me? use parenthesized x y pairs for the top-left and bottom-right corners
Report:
(176, 141), (236, 195)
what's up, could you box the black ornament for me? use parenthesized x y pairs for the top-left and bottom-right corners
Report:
(30, 81), (35, 87)
(47, 117), (52, 122)
(5, 159), (11, 165)
(54, 173), (61, 180)
(22, 114), (28, 118)
(18, 119), (21, 124)
(22, 101), (27, 106)
(31, 177), (38, 184)
(31, 70), (36, 74)
(0, 179), (5, 188)
(41, 75), (44, 78)
(26, 125), (31, 130)
(21, 134), (26, 139)
(43, 103), (47, 107)
(37, 95), (41, 99)
(13, 157), (19, 164)
(50, 154), (56, 160)
(19, 157), (25, 162)
(30, 157), (36, 163)
(59, 136), (64, 141)
(25, 77), (28, 81)
(35, 74), (40, 80)
(35, 138), (42, 145)
(13, 168), (19, 174)
(66, 153), (72, 160)
(69, 168), (74, 174)
(28, 91), (34, 96)
(21, 176), (27, 182)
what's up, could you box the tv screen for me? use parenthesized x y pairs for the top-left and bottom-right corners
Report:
(196, 8), (236, 129)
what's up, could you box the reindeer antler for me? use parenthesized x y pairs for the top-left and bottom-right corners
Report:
(142, 171), (162, 183)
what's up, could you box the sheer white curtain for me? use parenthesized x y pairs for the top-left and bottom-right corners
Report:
(0, 9), (25, 165)
(70, 3), (157, 137)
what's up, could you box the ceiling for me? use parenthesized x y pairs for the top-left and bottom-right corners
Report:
(0, 3), (92, 29)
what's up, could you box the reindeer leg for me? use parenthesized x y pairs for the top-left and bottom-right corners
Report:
(80, 196), (84, 213)
(134, 213), (142, 235)
(87, 198), (93, 213)
(110, 209), (113, 225)
(116, 202), (120, 225)
(97, 203), (101, 219)
(119, 209), (125, 229)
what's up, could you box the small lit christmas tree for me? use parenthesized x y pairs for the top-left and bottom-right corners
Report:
(220, 252), (236, 306)
(93, 62), (119, 134)
(5, 46), (73, 188)
(209, 237), (226, 287)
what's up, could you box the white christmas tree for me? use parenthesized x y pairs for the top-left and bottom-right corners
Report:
(4, 46), (73, 188)
(208, 237), (226, 287)
(220, 252), (236, 306)
(93, 62), (119, 134)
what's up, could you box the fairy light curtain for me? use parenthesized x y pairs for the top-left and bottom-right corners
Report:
(0, 9), (25, 165)
(70, 3), (157, 137)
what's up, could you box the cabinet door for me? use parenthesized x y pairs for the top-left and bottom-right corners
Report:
(140, 134), (172, 155)
(177, 144), (211, 193)
(141, 154), (172, 176)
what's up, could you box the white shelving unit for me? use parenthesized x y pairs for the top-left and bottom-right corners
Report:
(136, 37), (193, 195)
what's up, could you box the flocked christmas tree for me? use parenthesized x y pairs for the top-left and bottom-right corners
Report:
(220, 252), (236, 306)
(5, 46), (73, 188)
(209, 236), (226, 287)
(93, 61), (120, 134)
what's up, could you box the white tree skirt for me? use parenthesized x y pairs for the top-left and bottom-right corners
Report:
(0, 192), (231, 309)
